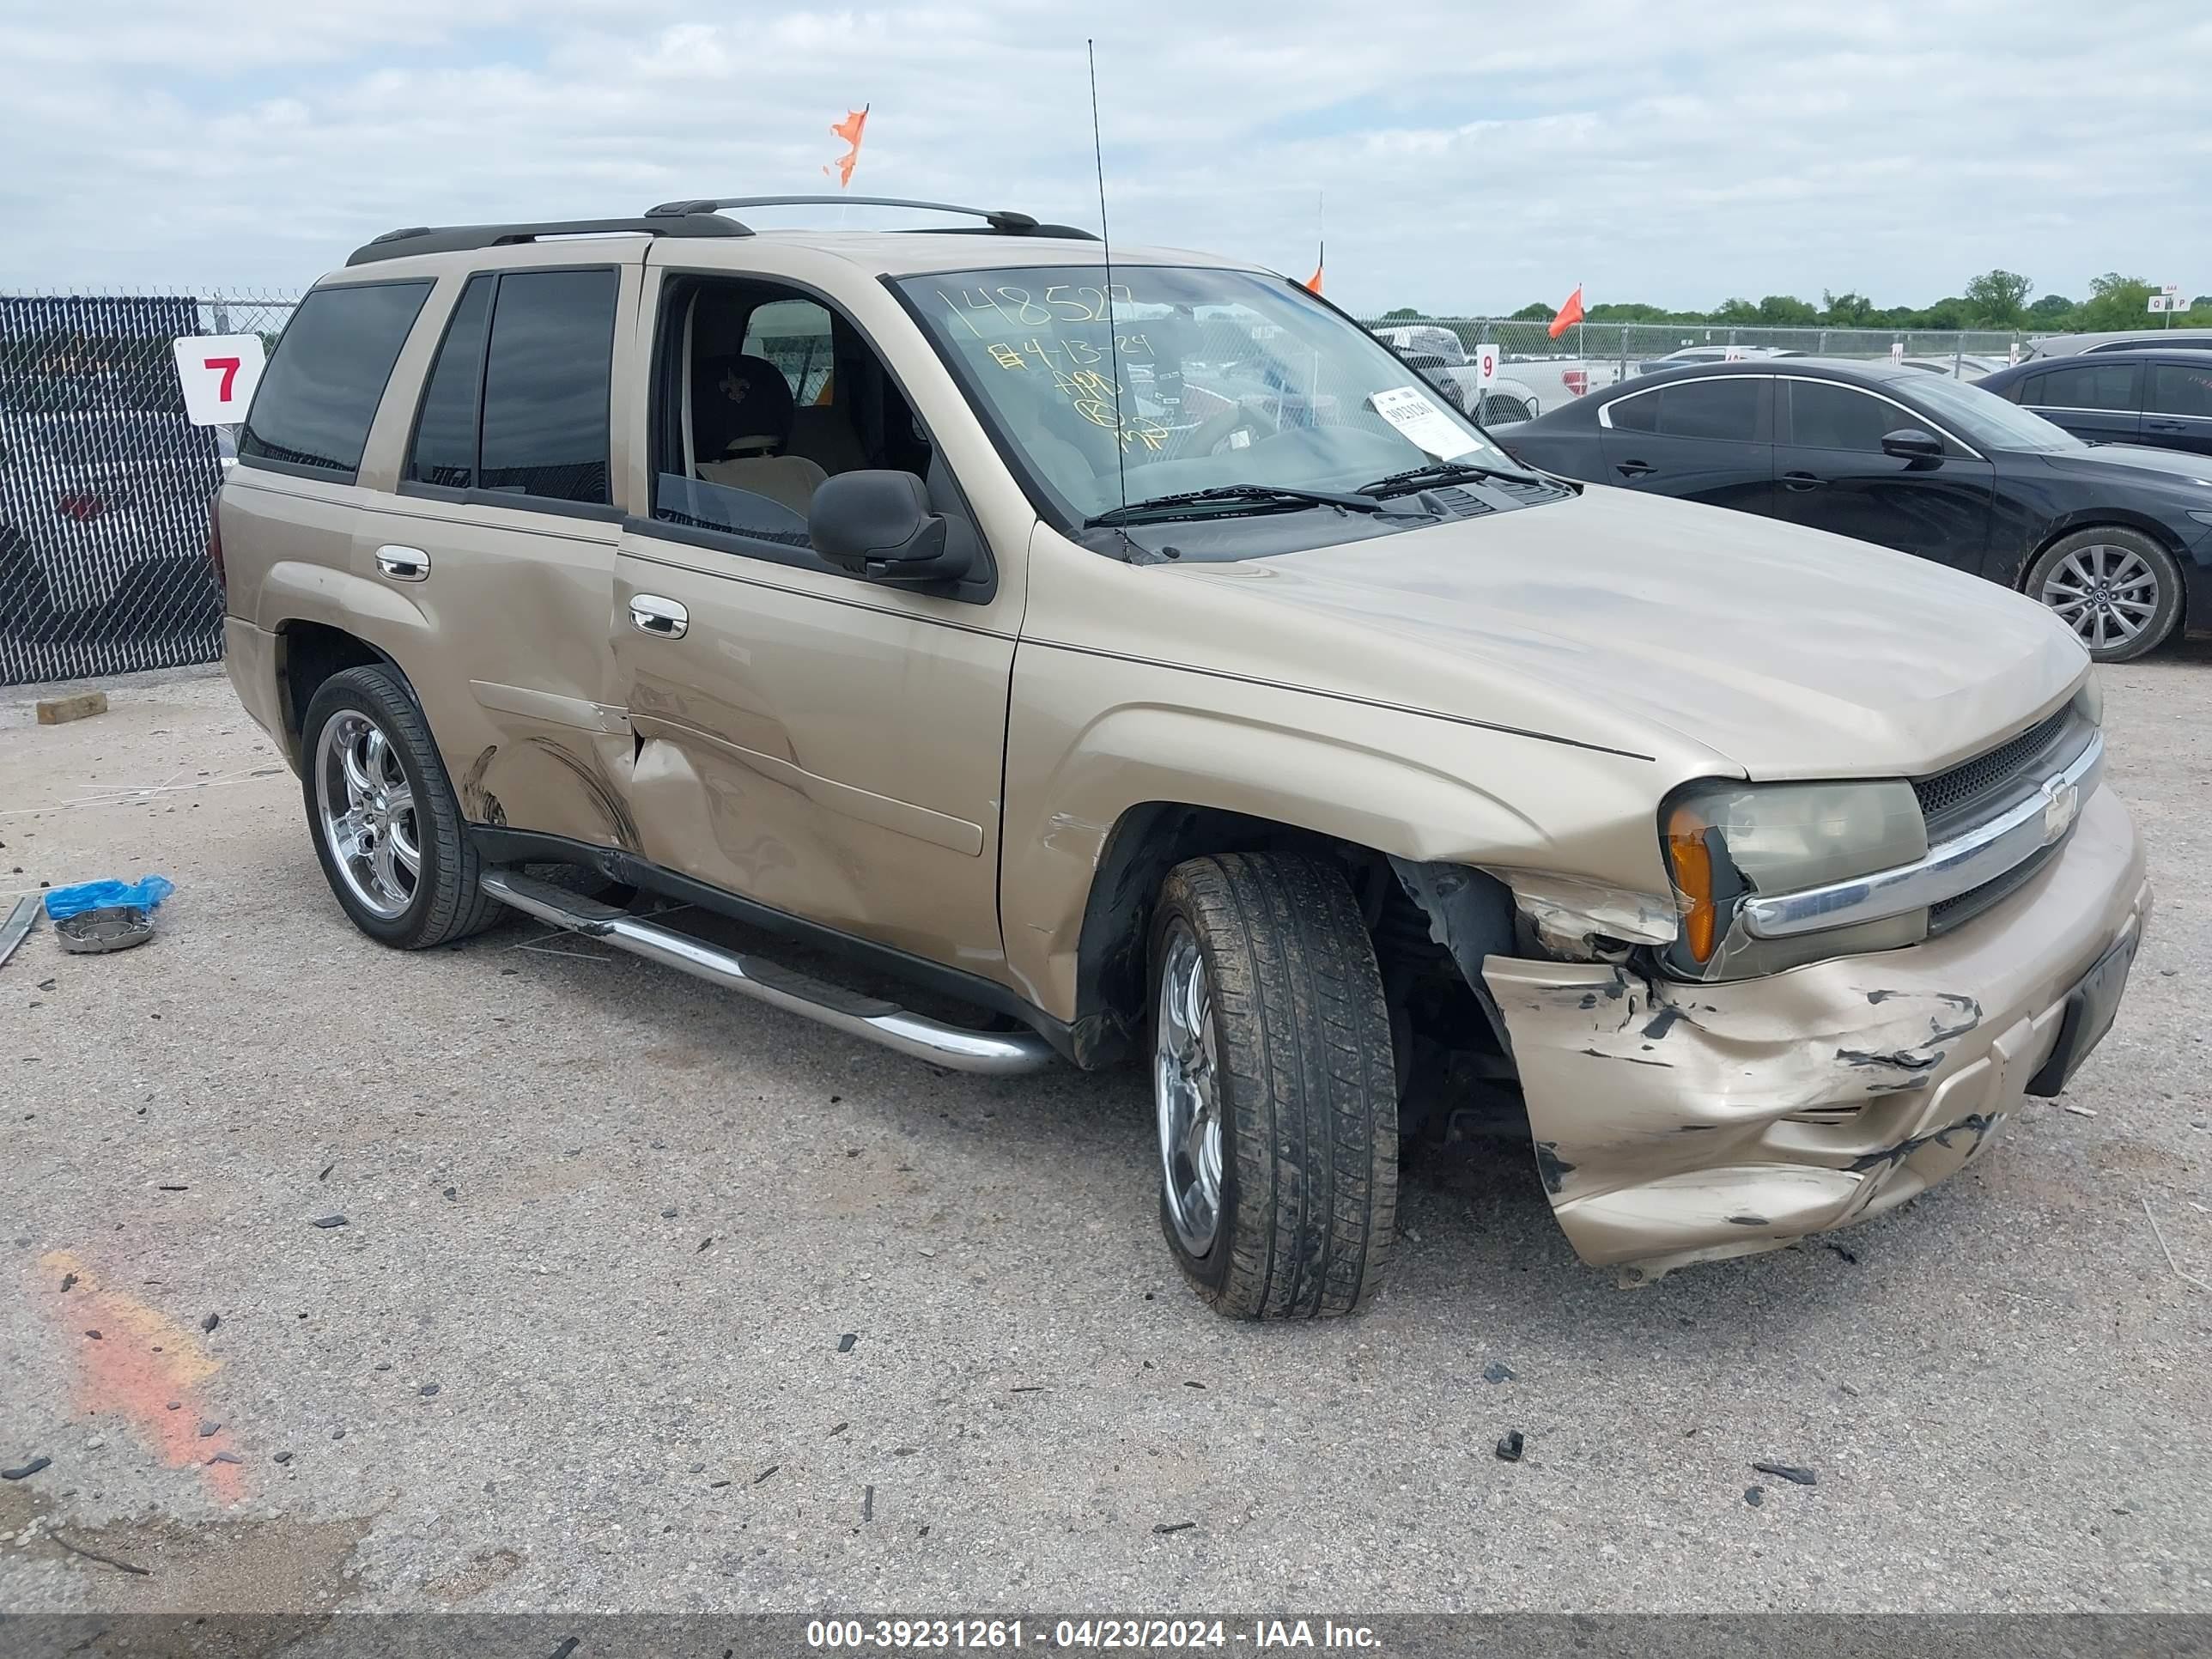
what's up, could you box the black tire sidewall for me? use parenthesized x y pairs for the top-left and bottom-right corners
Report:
(1146, 880), (1239, 1298)
(300, 668), (454, 949)
(2028, 529), (2182, 662)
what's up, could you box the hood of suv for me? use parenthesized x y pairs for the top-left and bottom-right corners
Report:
(1170, 485), (2087, 780)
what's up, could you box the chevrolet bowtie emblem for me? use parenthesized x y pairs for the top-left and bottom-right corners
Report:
(2039, 773), (2080, 842)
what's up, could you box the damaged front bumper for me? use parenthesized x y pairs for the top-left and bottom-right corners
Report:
(1483, 785), (2148, 1283)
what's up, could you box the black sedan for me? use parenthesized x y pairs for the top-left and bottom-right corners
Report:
(1975, 349), (2212, 459)
(1490, 358), (2212, 661)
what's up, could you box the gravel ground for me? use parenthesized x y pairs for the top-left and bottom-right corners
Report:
(0, 650), (2208, 1617)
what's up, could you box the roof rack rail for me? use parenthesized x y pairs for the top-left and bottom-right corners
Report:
(345, 214), (752, 268)
(645, 195), (1098, 241)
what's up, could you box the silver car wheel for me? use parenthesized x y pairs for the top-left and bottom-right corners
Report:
(1154, 920), (1224, 1257)
(315, 710), (421, 921)
(2040, 543), (2159, 653)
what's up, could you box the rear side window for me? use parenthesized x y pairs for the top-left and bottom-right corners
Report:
(1657, 378), (1762, 441)
(238, 282), (430, 481)
(477, 269), (619, 505)
(2149, 362), (2212, 419)
(1786, 381), (1910, 451)
(1607, 389), (1660, 432)
(405, 275), (494, 489)
(2033, 362), (2139, 411)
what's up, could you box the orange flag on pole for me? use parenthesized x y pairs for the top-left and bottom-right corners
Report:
(1547, 283), (1586, 338)
(823, 106), (869, 189)
(1304, 242), (1324, 295)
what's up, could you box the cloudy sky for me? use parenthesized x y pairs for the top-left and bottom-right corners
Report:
(3, 0), (2207, 313)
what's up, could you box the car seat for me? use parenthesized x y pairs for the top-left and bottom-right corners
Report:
(691, 353), (827, 515)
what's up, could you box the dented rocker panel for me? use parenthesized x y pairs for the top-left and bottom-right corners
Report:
(1483, 786), (2148, 1280)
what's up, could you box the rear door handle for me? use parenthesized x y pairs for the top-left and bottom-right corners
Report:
(1614, 459), (1656, 478)
(1781, 471), (1826, 491)
(374, 544), (429, 581)
(2144, 418), (2190, 431)
(629, 594), (689, 639)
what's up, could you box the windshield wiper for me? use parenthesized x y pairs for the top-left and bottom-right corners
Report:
(1356, 459), (1544, 497)
(1086, 483), (1389, 526)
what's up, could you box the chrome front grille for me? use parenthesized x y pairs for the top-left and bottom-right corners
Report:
(1913, 706), (2089, 842)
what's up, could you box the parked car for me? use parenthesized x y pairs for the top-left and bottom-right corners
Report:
(1371, 325), (1536, 422)
(216, 200), (2145, 1317)
(1634, 344), (1805, 376)
(2021, 327), (2212, 362)
(1492, 357), (2212, 661)
(1976, 350), (2212, 459)
(1899, 354), (2008, 381)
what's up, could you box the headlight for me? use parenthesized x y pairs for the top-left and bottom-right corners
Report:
(2073, 673), (2102, 730)
(1661, 779), (1928, 981)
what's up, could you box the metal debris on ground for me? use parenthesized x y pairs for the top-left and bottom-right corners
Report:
(55, 905), (156, 955)
(0, 895), (39, 968)
(1746, 1486), (1765, 1507)
(2, 1455), (52, 1480)
(1495, 1431), (1525, 1462)
(311, 1215), (348, 1229)
(862, 1485), (875, 1522)
(1482, 1362), (1516, 1383)
(201, 1313), (218, 1332)
(58, 1273), (76, 1292)
(1753, 1462), (1817, 1486)
(197, 1421), (219, 1437)
(273, 1451), (294, 1465)
(1152, 1521), (1195, 1534)
(753, 1465), (780, 1486)
(209, 1450), (243, 1466)
(419, 1383), (441, 1397)
(2063, 1104), (2098, 1118)
(2142, 1196), (2210, 1294)
(51, 1531), (149, 1576)
(837, 1333), (857, 1352)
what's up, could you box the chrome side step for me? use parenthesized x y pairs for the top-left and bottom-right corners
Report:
(477, 869), (1058, 1076)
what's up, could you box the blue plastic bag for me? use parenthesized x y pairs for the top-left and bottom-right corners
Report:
(44, 876), (175, 920)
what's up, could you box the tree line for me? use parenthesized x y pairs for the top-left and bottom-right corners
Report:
(1382, 271), (2205, 333)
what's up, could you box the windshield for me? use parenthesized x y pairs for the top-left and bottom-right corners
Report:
(895, 264), (1516, 527)
(1905, 372), (2084, 453)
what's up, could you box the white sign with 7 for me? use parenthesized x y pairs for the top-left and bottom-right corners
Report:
(172, 334), (267, 426)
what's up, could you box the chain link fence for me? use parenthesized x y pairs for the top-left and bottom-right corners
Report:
(0, 291), (297, 687)
(0, 286), (2033, 688)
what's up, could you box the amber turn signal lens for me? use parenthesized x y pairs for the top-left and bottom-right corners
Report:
(1667, 804), (1717, 963)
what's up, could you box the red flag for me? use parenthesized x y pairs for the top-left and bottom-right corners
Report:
(823, 106), (869, 189)
(1547, 283), (1585, 338)
(1304, 254), (1323, 296)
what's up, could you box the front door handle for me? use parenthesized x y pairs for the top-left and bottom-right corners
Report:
(2144, 418), (2189, 431)
(374, 544), (430, 581)
(629, 594), (689, 639)
(1614, 459), (1656, 478)
(1781, 471), (1826, 491)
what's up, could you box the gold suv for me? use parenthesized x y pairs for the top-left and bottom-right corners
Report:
(212, 198), (2148, 1317)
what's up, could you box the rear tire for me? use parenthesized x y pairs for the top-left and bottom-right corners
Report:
(2025, 527), (2182, 663)
(301, 665), (501, 949)
(1148, 853), (1397, 1320)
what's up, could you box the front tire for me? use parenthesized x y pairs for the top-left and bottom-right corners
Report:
(301, 665), (501, 949)
(2026, 527), (2181, 663)
(1149, 853), (1397, 1320)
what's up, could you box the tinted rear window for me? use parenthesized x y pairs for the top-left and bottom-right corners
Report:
(1658, 378), (1761, 441)
(477, 268), (618, 505)
(239, 282), (430, 480)
(2033, 362), (2139, 411)
(405, 275), (494, 489)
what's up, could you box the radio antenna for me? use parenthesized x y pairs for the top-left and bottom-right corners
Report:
(1087, 39), (1128, 512)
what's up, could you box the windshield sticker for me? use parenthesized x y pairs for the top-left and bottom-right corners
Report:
(1368, 386), (1480, 459)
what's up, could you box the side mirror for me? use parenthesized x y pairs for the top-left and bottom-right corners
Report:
(1881, 428), (1944, 462)
(808, 470), (969, 586)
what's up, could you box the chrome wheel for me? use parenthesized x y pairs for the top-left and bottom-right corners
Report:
(314, 710), (420, 921)
(2040, 543), (2159, 653)
(1154, 921), (1224, 1257)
